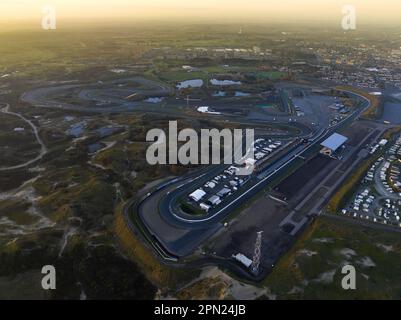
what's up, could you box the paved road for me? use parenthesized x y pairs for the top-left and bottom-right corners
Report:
(289, 125), (389, 226)
(21, 76), (174, 114)
(158, 90), (371, 224)
(21, 78), (315, 146)
(0, 103), (47, 171)
(323, 212), (401, 234)
(133, 89), (373, 258)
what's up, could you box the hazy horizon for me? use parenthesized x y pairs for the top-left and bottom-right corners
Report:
(1, 0), (401, 27)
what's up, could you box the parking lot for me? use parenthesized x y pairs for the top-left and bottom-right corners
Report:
(340, 134), (401, 228)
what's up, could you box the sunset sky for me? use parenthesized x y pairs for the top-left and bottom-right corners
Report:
(1, 0), (400, 25)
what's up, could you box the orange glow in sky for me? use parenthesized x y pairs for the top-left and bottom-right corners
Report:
(1, 0), (400, 25)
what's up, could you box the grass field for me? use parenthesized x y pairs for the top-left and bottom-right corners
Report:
(0, 113), (40, 167)
(114, 204), (200, 291)
(326, 156), (375, 213)
(158, 70), (208, 82)
(262, 216), (401, 299)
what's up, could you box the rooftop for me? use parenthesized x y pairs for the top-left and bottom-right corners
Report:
(321, 133), (348, 152)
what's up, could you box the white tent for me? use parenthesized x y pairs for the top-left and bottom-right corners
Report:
(189, 189), (206, 202)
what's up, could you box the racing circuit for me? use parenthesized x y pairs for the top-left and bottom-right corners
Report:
(20, 76), (375, 279)
(131, 90), (372, 265)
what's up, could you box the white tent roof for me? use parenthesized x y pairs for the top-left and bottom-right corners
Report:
(189, 189), (206, 201)
(321, 133), (348, 152)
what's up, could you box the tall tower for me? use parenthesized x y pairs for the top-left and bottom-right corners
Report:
(251, 231), (263, 274)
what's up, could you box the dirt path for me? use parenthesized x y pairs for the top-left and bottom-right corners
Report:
(0, 103), (47, 171)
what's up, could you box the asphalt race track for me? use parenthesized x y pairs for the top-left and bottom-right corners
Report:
(21, 76), (372, 278)
(132, 90), (371, 265)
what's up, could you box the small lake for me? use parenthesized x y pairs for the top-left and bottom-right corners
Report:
(144, 97), (164, 103)
(176, 79), (203, 89)
(235, 91), (250, 97)
(96, 126), (119, 138)
(67, 121), (86, 137)
(210, 79), (242, 86)
(88, 142), (105, 154)
(382, 102), (401, 124)
(392, 93), (401, 99)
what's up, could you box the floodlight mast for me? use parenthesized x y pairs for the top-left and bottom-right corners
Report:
(251, 231), (263, 274)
